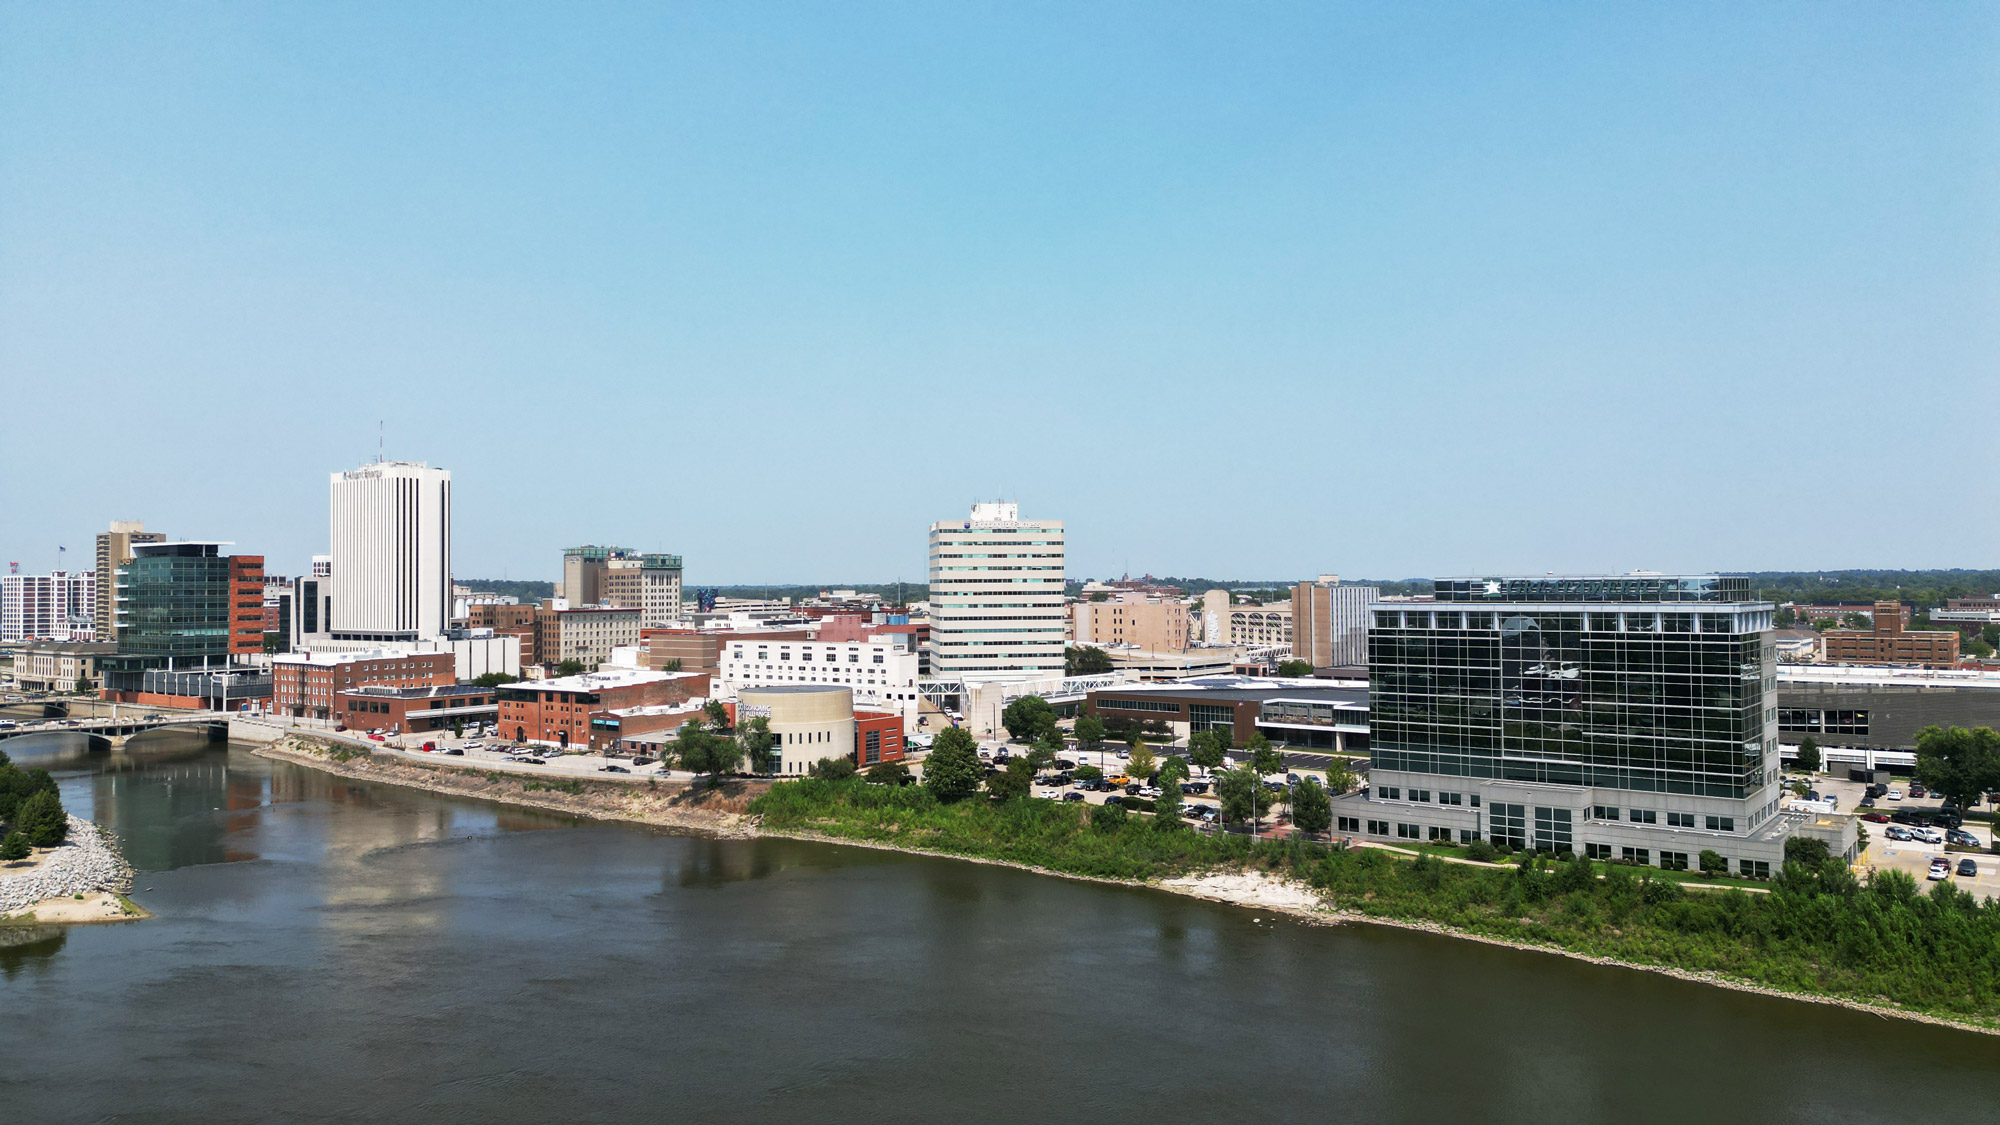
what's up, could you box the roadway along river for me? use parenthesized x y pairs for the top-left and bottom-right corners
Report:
(2, 732), (1996, 1123)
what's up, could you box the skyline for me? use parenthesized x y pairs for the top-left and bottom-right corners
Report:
(3, 4), (1996, 582)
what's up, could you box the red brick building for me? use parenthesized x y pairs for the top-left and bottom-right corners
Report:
(229, 555), (267, 657)
(271, 650), (458, 720)
(338, 684), (497, 734)
(855, 709), (904, 766)
(496, 667), (711, 748)
(1824, 602), (1961, 669)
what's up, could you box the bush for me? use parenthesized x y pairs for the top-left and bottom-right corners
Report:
(1465, 840), (1500, 863)
(1090, 802), (1129, 832)
(866, 761), (911, 785)
(811, 757), (858, 781)
(0, 831), (29, 862)
(1698, 849), (1728, 876)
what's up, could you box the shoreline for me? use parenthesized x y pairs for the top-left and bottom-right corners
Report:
(0, 815), (141, 924)
(250, 736), (1999, 1039)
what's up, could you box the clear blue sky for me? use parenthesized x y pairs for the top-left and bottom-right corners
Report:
(3, 2), (1995, 586)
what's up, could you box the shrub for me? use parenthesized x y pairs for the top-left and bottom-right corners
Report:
(1090, 802), (1129, 832)
(866, 761), (911, 785)
(1465, 840), (1500, 863)
(811, 757), (858, 781)
(1698, 849), (1728, 876)
(0, 831), (29, 862)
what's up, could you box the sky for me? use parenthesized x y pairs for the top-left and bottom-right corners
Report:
(2, 2), (1995, 587)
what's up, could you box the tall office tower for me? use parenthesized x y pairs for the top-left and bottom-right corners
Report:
(1, 571), (95, 641)
(96, 521), (166, 641)
(1290, 575), (1381, 668)
(563, 546), (682, 626)
(329, 461), (452, 642)
(927, 502), (1066, 681)
(1345, 574), (1846, 875)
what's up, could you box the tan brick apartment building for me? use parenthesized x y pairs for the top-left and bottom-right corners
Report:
(1824, 602), (1961, 668)
(1070, 601), (1190, 651)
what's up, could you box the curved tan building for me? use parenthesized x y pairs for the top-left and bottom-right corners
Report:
(737, 685), (855, 776)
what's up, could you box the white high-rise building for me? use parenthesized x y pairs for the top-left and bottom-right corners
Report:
(328, 461), (452, 642)
(1, 571), (95, 642)
(927, 502), (1066, 681)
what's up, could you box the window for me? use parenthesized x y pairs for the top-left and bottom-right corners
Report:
(1660, 851), (1689, 871)
(1469, 794), (1480, 808)
(1378, 786), (1401, 800)
(1338, 816), (1360, 833)
(1631, 809), (1657, 825)
(1533, 807), (1572, 853)
(1739, 859), (1770, 879)
(1490, 803), (1526, 850)
(1439, 792), (1462, 806)
(1397, 823), (1420, 840)
(1666, 812), (1694, 828)
(1428, 826), (1453, 842)
(1409, 789), (1431, 803)
(1459, 829), (1480, 844)
(1585, 843), (1611, 861)
(1621, 847), (1649, 865)
(1366, 820), (1390, 836)
(1189, 703), (1234, 733)
(1705, 816), (1735, 832)
(1593, 805), (1620, 821)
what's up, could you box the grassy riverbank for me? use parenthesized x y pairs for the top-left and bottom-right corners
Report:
(751, 778), (2000, 1029)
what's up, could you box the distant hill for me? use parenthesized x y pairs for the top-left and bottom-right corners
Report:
(459, 579), (555, 603)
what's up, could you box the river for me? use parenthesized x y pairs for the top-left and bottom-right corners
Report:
(1, 732), (1996, 1123)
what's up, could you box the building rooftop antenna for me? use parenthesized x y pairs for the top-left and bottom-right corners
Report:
(378, 421), (385, 463)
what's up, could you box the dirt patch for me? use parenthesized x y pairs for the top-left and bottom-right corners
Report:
(257, 735), (765, 837)
(3, 891), (146, 925)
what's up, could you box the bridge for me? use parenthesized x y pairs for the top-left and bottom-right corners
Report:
(0, 710), (229, 750)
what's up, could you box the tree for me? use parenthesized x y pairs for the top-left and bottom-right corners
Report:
(675, 721), (742, 783)
(1074, 763), (1103, 784)
(1291, 776), (1332, 836)
(1913, 725), (2000, 816)
(811, 756), (857, 781)
(472, 672), (515, 689)
(72, 675), (96, 694)
(0, 831), (28, 862)
(1248, 732), (1283, 779)
(1216, 766), (1272, 826)
(1154, 776), (1184, 826)
(1698, 849), (1728, 876)
(988, 757), (1035, 801)
(866, 761), (911, 785)
(922, 727), (983, 803)
(1074, 714), (1105, 750)
(1784, 836), (1832, 868)
(1127, 742), (1156, 781)
(703, 699), (729, 729)
(659, 658), (683, 672)
(1277, 659), (1313, 677)
(553, 659), (586, 677)
(1066, 646), (1113, 676)
(1090, 801), (1128, 831)
(739, 717), (778, 775)
(1966, 637), (1995, 660)
(1189, 730), (1226, 776)
(15, 790), (67, 848)
(1322, 761), (1357, 794)
(1027, 731), (1063, 772)
(1795, 737), (1821, 774)
(1001, 696), (1057, 743)
(1156, 755), (1188, 789)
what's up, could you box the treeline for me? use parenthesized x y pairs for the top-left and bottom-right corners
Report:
(0, 749), (69, 861)
(1749, 570), (2000, 609)
(750, 776), (2000, 1025)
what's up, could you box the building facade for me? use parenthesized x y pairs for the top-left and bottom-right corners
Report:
(329, 460), (453, 642)
(718, 636), (922, 725)
(496, 668), (710, 748)
(927, 502), (1066, 681)
(1290, 577), (1379, 668)
(1226, 603), (1293, 647)
(1070, 601), (1190, 652)
(1822, 602), (1960, 668)
(101, 542), (267, 704)
(10, 642), (115, 693)
(271, 649), (458, 720)
(544, 606), (641, 668)
(94, 521), (164, 642)
(1338, 575), (1848, 874)
(1, 571), (95, 642)
(562, 546), (683, 627)
(731, 685), (903, 775)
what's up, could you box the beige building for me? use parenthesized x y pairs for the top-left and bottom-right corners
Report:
(562, 546), (683, 627)
(736, 684), (855, 776)
(1226, 603), (1293, 647)
(1291, 576), (1380, 668)
(546, 606), (641, 668)
(1071, 600), (1190, 652)
(95, 521), (165, 643)
(13, 642), (115, 693)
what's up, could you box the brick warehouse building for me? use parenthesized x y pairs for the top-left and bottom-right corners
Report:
(339, 683), (497, 734)
(271, 649), (457, 720)
(1823, 601), (1961, 669)
(497, 667), (711, 748)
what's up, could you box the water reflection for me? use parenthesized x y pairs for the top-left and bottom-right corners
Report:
(0, 924), (67, 979)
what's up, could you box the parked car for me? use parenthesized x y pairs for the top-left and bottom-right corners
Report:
(1910, 784), (1929, 799)
(420, 741), (436, 752)
(1103, 795), (1124, 806)
(601, 764), (630, 774)
(1914, 827), (1946, 845)
(1884, 825), (1913, 841)
(1139, 786), (1163, 799)
(1054, 759), (1076, 770)
(442, 747), (463, 756)
(1183, 781), (1209, 795)
(1886, 787), (1904, 801)
(978, 749), (992, 759)
(1928, 858), (1951, 881)
(366, 733), (386, 743)
(1947, 829), (1980, 848)
(463, 741), (485, 751)
(1957, 858), (1979, 877)
(1199, 807), (1219, 822)
(1861, 812), (1891, 823)
(1061, 792), (1085, 803)
(1858, 797), (1875, 809)
(522, 757), (546, 765)
(632, 756), (657, 766)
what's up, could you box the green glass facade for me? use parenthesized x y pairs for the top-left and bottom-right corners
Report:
(115, 543), (234, 660)
(1369, 578), (1776, 799)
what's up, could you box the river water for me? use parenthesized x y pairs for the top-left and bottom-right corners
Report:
(1, 732), (1995, 1123)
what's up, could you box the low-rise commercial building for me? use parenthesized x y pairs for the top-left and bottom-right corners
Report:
(1086, 676), (1369, 750)
(719, 635), (922, 725)
(339, 684), (497, 734)
(1823, 602), (1960, 668)
(497, 667), (710, 748)
(272, 649), (458, 720)
(734, 684), (905, 776)
(10, 642), (115, 693)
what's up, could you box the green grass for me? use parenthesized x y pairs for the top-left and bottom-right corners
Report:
(753, 778), (2000, 1027)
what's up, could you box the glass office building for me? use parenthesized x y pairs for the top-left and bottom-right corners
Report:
(1333, 576), (1846, 872)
